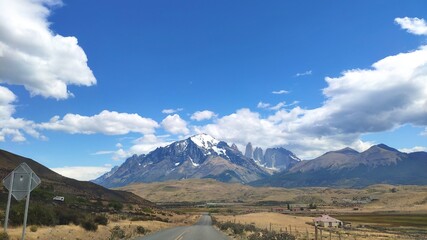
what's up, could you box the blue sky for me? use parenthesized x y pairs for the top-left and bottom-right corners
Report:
(1, 0), (427, 180)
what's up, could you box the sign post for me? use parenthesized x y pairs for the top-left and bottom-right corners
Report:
(2, 163), (41, 240)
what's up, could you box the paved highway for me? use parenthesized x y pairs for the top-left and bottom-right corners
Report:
(135, 214), (229, 240)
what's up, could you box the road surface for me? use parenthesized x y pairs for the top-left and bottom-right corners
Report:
(135, 214), (229, 240)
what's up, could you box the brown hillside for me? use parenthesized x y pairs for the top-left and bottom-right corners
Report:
(0, 149), (151, 205)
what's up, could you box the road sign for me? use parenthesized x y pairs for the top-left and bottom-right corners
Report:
(2, 162), (41, 240)
(3, 163), (41, 201)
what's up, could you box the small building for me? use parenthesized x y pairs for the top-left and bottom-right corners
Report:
(313, 215), (343, 228)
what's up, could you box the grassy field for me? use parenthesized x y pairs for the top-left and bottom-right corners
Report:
(333, 214), (427, 228)
(117, 179), (427, 214)
(215, 212), (427, 240)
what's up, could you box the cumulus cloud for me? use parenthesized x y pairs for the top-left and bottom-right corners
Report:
(190, 110), (217, 121)
(161, 114), (189, 135)
(196, 28), (427, 159)
(295, 70), (312, 77)
(39, 110), (159, 135)
(0, 86), (16, 119)
(162, 108), (183, 114)
(395, 17), (427, 36)
(0, 86), (45, 142)
(0, 0), (96, 99)
(272, 90), (289, 95)
(51, 166), (111, 181)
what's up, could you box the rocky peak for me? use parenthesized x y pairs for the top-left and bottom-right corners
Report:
(245, 142), (253, 159)
(253, 147), (264, 162)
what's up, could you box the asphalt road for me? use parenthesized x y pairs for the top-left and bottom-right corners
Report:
(135, 214), (229, 240)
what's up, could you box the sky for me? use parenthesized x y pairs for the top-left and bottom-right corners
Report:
(1, 0), (427, 181)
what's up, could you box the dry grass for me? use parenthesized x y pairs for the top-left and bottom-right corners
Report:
(214, 212), (416, 240)
(118, 179), (427, 213)
(4, 214), (198, 240)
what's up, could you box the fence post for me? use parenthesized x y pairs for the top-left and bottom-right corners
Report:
(329, 229), (331, 240)
(315, 226), (318, 240)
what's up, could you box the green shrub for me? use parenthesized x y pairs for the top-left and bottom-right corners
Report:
(141, 207), (152, 213)
(30, 225), (38, 232)
(94, 214), (108, 225)
(28, 204), (57, 226)
(81, 219), (98, 231)
(10, 203), (57, 226)
(0, 232), (9, 240)
(108, 202), (123, 211)
(55, 208), (82, 225)
(136, 225), (146, 234)
(109, 226), (125, 240)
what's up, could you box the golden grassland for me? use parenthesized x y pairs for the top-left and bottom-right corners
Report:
(117, 179), (427, 212)
(3, 213), (199, 240)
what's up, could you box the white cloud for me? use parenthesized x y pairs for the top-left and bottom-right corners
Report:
(39, 110), (159, 135)
(129, 134), (172, 155)
(51, 166), (111, 181)
(196, 32), (427, 158)
(269, 102), (286, 111)
(162, 108), (183, 114)
(93, 134), (173, 161)
(190, 110), (217, 121)
(272, 90), (289, 95)
(161, 114), (189, 135)
(0, 86), (16, 119)
(0, 87), (44, 142)
(295, 70), (312, 77)
(258, 101), (294, 111)
(0, 0), (96, 99)
(399, 146), (427, 153)
(257, 102), (270, 109)
(395, 17), (427, 36)
(93, 150), (114, 155)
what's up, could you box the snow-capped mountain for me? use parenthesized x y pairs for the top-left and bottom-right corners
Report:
(94, 134), (269, 188)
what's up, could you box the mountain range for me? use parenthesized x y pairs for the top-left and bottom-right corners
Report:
(95, 133), (427, 188)
(252, 144), (427, 188)
(94, 134), (287, 188)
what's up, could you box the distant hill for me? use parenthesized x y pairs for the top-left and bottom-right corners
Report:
(116, 179), (427, 213)
(0, 149), (151, 205)
(251, 144), (427, 188)
(95, 134), (270, 188)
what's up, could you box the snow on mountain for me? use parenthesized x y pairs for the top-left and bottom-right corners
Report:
(190, 133), (219, 149)
(94, 133), (269, 187)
